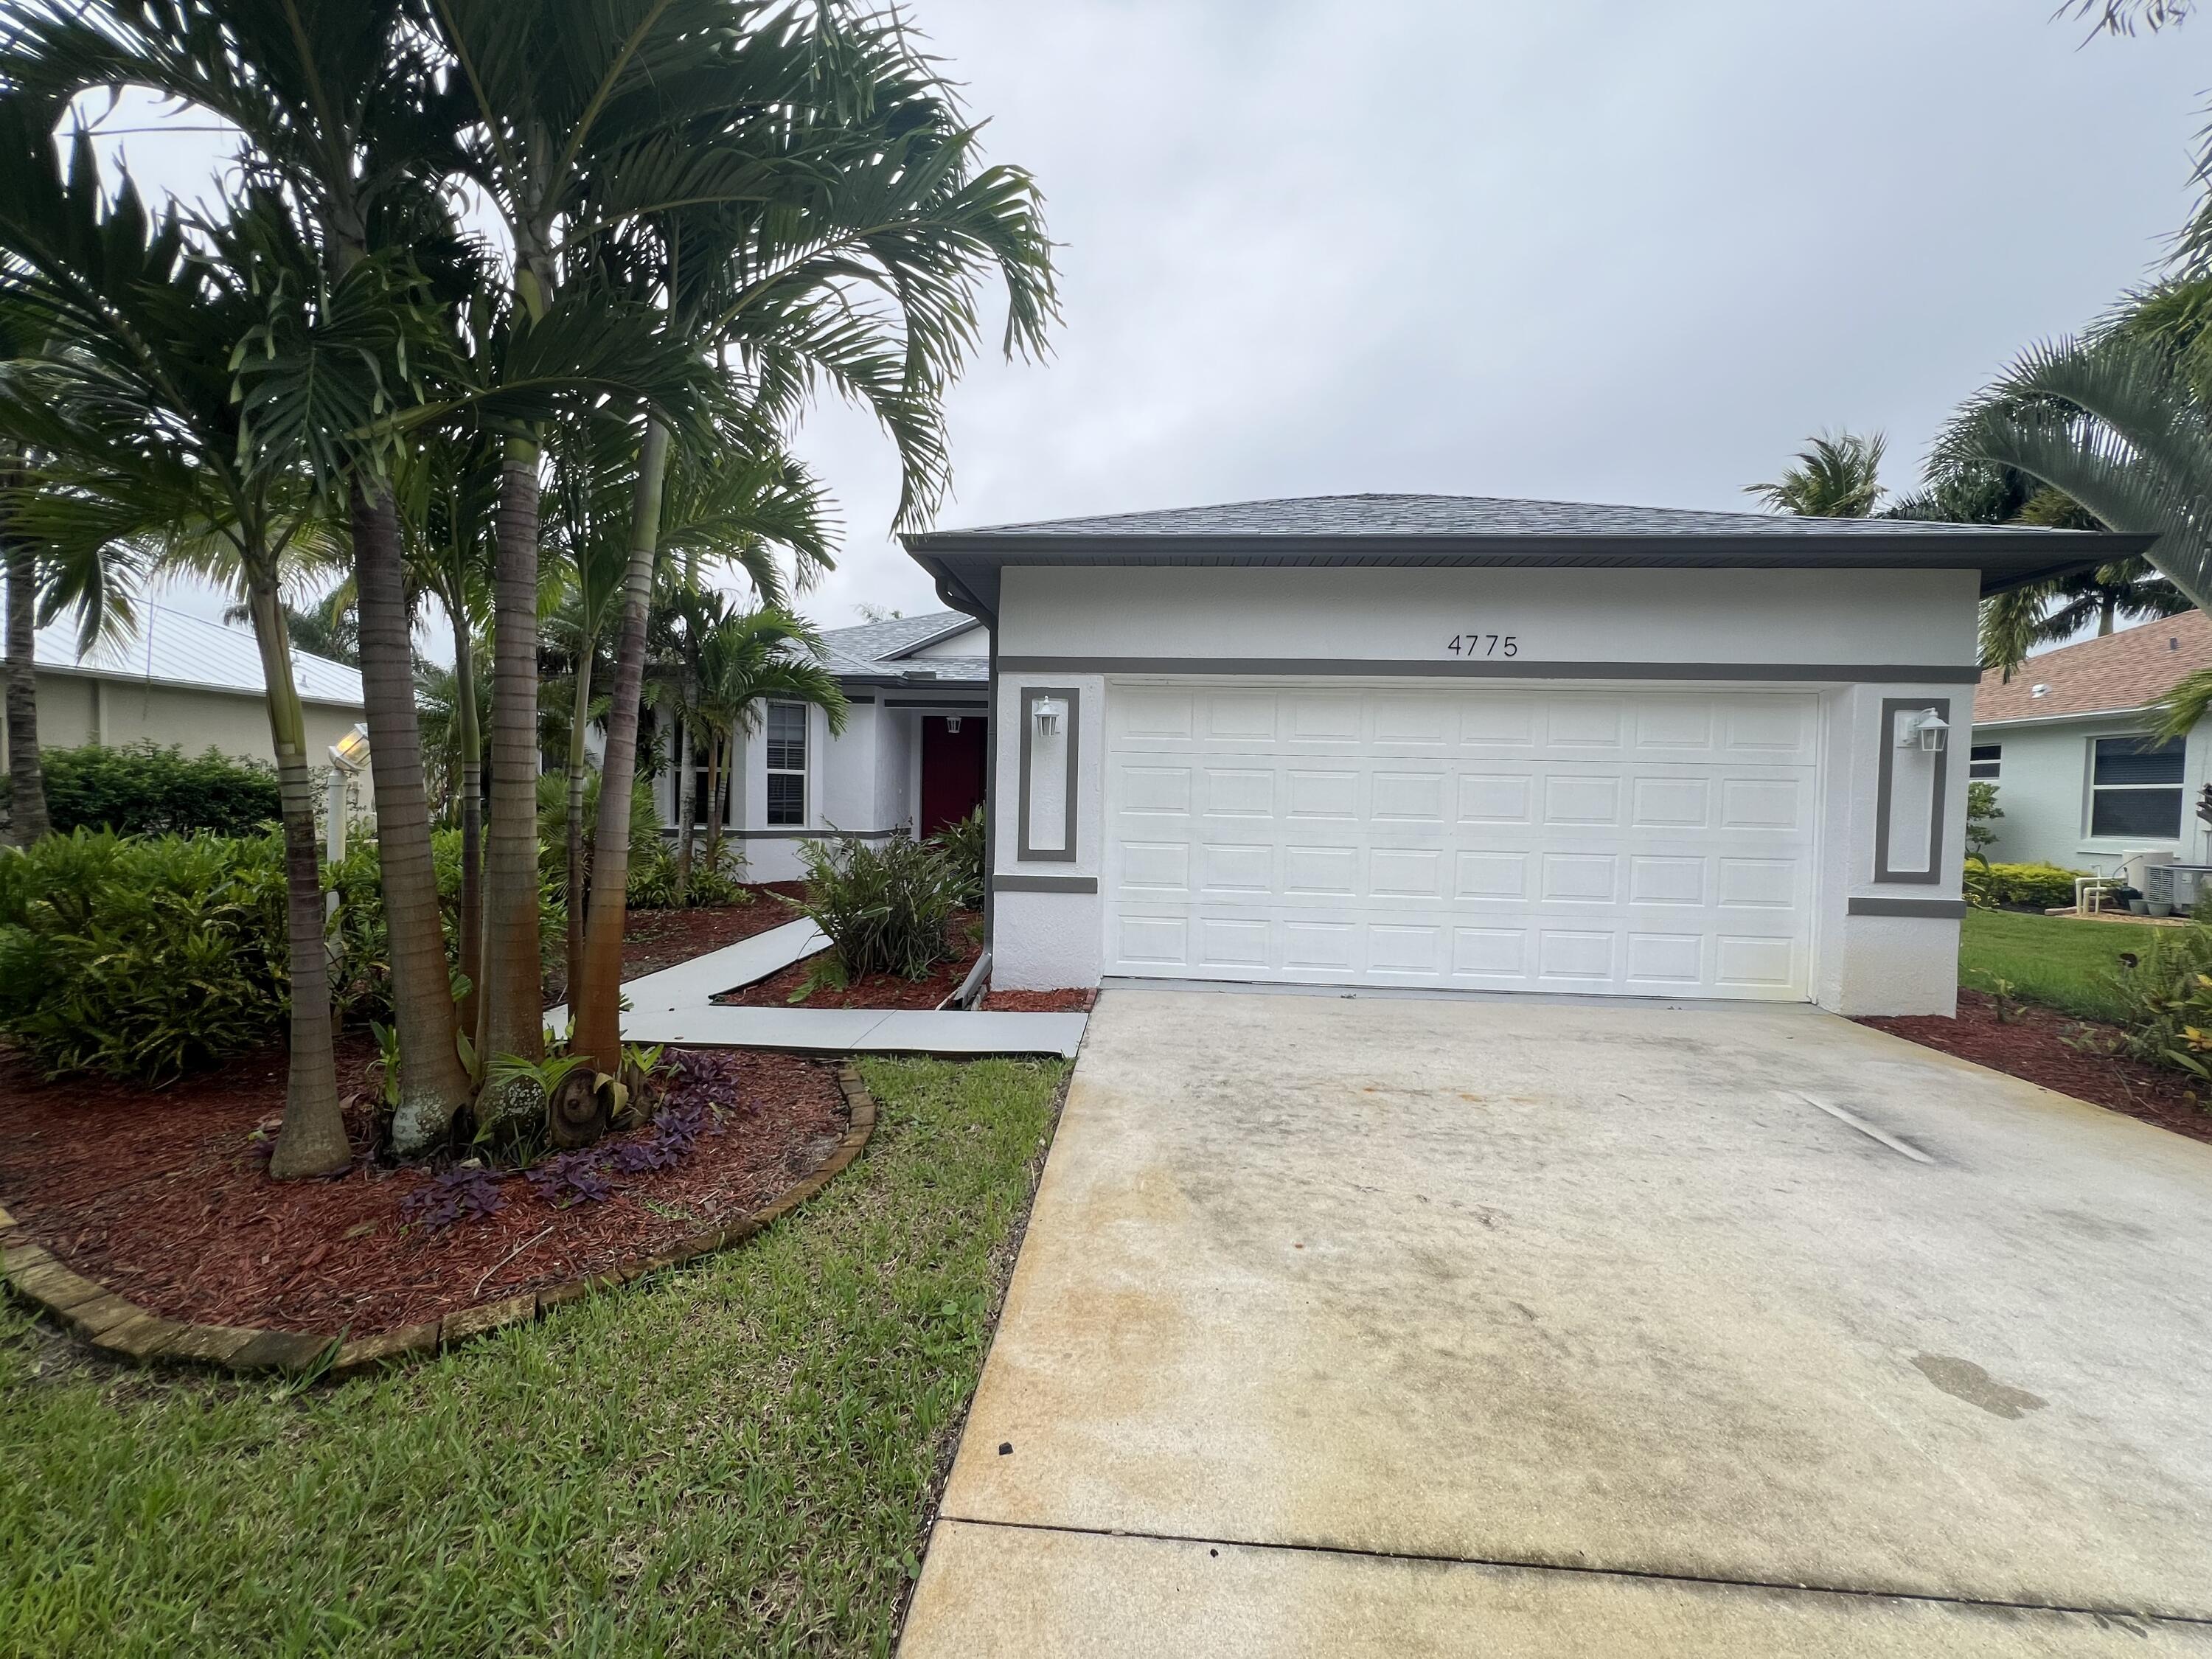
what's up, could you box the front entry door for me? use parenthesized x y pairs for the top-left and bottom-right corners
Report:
(920, 714), (988, 836)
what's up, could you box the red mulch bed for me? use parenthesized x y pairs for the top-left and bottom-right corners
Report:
(1857, 989), (2212, 1149)
(981, 988), (1097, 1012)
(714, 911), (987, 1009)
(0, 1037), (846, 1336)
(543, 883), (807, 1002)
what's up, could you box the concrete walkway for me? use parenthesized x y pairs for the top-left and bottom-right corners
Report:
(901, 989), (2212, 1655)
(548, 919), (1087, 1059)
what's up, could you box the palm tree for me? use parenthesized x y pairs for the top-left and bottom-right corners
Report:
(1888, 453), (2188, 676)
(0, 108), (420, 1177)
(418, 0), (766, 1098)
(689, 599), (848, 875)
(7, 0), (495, 1153)
(1936, 344), (2212, 616)
(652, 441), (835, 900)
(1745, 431), (1887, 518)
(567, 10), (1059, 1072)
(0, 297), (46, 845)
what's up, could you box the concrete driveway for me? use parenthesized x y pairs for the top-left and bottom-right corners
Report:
(900, 988), (2212, 1656)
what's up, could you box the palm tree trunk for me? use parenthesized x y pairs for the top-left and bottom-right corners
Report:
(353, 481), (472, 1157)
(246, 576), (349, 1180)
(674, 713), (695, 904)
(2100, 594), (2118, 636)
(565, 640), (594, 1007)
(4, 501), (49, 845)
(704, 733), (726, 879)
(480, 434), (545, 1073)
(453, 606), (484, 1040)
(571, 418), (670, 1072)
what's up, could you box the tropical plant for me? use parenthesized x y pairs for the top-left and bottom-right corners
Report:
(931, 807), (986, 908)
(0, 296), (47, 845)
(1964, 781), (2003, 869)
(790, 832), (960, 981)
(2104, 921), (2212, 1078)
(1745, 431), (1886, 518)
(21, 742), (281, 838)
(566, 5), (1058, 1076)
(0, 98), (436, 1175)
(0, 828), (290, 1084)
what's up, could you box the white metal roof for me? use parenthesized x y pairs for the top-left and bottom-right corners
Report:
(33, 603), (365, 709)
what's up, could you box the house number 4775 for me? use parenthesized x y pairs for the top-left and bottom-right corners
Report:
(1446, 633), (1518, 658)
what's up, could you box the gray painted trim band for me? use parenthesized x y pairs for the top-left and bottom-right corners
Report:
(884, 696), (988, 709)
(1873, 697), (1951, 886)
(1848, 897), (1968, 919)
(1017, 685), (1081, 863)
(995, 656), (1980, 684)
(722, 829), (902, 842)
(994, 874), (1098, 894)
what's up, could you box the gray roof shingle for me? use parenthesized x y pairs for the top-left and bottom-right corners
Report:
(902, 492), (2155, 618)
(816, 611), (987, 684)
(937, 493), (2058, 541)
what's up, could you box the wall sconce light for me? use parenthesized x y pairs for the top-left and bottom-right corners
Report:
(1896, 709), (1948, 753)
(1033, 697), (1065, 737)
(946, 716), (962, 734)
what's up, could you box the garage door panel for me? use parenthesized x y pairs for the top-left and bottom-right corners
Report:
(1105, 684), (1817, 999)
(1626, 931), (1705, 986)
(1459, 775), (1534, 823)
(1627, 855), (1705, 905)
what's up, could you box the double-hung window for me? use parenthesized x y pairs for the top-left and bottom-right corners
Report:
(2090, 734), (2185, 838)
(1968, 742), (2001, 782)
(765, 703), (807, 827)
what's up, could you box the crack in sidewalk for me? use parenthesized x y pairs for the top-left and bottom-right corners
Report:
(935, 1513), (2210, 1629)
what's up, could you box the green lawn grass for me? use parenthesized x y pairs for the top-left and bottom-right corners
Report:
(0, 1056), (1065, 1658)
(1958, 906), (2163, 1023)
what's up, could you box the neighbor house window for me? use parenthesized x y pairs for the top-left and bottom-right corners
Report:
(765, 702), (807, 827)
(1969, 743), (2001, 781)
(2090, 734), (2185, 838)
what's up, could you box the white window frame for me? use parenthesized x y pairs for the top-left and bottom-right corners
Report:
(2086, 732), (2185, 841)
(1968, 742), (2001, 782)
(765, 701), (807, 828)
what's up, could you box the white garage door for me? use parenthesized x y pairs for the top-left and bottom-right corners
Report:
(1102, 681), (1820, 1000)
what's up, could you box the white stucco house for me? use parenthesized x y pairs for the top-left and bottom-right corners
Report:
(1969, 608), (2212, 877)
(4, 602), (368, 779)
(897, 493), (2151, 1017)
(652, 610), (990, 883)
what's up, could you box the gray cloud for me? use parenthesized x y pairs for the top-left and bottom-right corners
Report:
(793, 0), (2210, 624)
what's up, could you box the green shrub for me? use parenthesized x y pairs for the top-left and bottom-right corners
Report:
(625, 840), (748, 910)
(18, 742), (283, 838)
(2103, 922), (2212, 1079)
(0, 829), (290, 1083)
(930, 807), (986, 908)
(1973, 861), (2087, 911)
(793, 832), (959, 980)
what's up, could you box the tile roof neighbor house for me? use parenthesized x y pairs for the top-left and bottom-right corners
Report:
(897, 491), (2150, 1018)
(647, 608), (991, 883)
(1970, 609), (2212, 877)
(4, 602), (369, 790)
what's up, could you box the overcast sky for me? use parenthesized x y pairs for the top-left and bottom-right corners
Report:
(107, 1), (2212, 636)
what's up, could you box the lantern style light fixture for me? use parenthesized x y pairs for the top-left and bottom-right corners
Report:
(1896, 709), (1948, 753)
(1034, 695), (1065, 737)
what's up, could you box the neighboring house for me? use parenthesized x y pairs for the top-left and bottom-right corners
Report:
(4, 602), (369, 783)
(901, 492), (2149, 1017)
(1969, 609), (2212, 877)
(653, 610), (990, 883)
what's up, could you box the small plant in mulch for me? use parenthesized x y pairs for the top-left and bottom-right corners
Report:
(400, 1165), (511, 1229)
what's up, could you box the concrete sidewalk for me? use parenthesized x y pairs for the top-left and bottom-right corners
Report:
(900, 989), (2212, 1656)
(549, 919), (1087, 1059)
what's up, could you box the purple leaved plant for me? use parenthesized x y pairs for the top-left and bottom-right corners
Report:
(400, 1165), (509, 1230)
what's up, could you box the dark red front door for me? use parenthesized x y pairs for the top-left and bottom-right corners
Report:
(919, 715), (987, 836)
